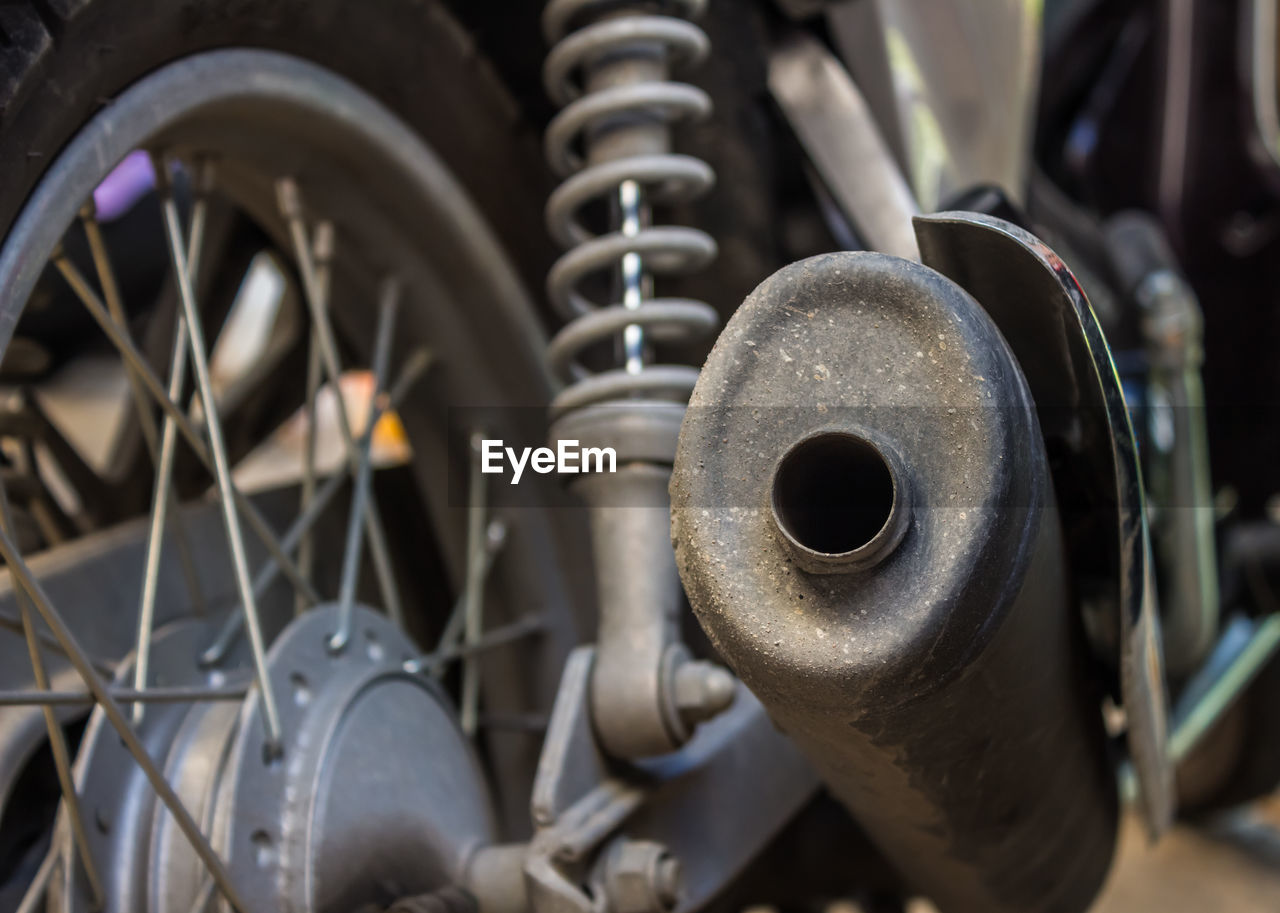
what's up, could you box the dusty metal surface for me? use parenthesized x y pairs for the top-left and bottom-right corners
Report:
(671, 251), (1117, 913)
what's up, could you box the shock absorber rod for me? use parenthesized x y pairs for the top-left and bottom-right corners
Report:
(618, 178), (649, 373)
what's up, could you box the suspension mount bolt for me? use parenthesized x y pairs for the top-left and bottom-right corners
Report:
(603, 840), (683, 913)
(672, 659), (736, 726)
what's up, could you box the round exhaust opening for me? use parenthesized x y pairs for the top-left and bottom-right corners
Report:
(770, 431), (909, 574)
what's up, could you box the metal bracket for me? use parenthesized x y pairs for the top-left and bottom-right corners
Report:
(497, 647), (817, 913)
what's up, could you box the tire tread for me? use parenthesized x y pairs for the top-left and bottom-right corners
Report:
(0, 5), (53, 121)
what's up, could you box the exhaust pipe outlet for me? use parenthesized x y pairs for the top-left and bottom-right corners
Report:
(670, 253), (1117, 913)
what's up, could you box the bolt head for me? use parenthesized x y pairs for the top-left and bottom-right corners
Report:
(673, 661), (736, 725)
(655, 855), (682, 907)
(604, 841), (681, 913)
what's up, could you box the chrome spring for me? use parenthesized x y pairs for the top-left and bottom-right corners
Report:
(542, 0), (720, 421)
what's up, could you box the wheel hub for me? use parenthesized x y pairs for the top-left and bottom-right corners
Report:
(61, 605), (493, 913)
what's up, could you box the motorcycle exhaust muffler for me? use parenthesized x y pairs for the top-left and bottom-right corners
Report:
(670, 252), (1117, 913)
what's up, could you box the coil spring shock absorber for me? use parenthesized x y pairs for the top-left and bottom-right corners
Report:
(542, 0), (734, 759)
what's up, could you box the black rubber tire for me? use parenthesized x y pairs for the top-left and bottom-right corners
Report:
(0, 0), (557, 300)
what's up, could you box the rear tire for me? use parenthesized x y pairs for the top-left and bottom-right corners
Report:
(0, 0), (588, 873)
(0, 0), (557, 300)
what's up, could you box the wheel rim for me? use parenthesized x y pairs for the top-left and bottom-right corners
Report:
(0, 49), (579, 912)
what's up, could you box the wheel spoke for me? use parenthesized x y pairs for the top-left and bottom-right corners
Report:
(199, 347), (433, 665)
(0, 483), (105, 907)
(431, 518), (506, 677)
(0, 491), (249, 913)
(187, 876), (216, 913)
(81, 199), (156, 449)
(277, 178), (403, 627)
(0, 683), (249, 706)
(199, 470), (348, 667)
(461, 431), (490, 735)
(132, 288), (191, 723)
(7, 385), (116, 530)
(15, 840), (58, 913)
(405, 611), (543, 675)
(0, 606), (116, 675)
(296, 222), (333, 617)
(130, 158), (217, 724)
(79, 195), (208, 621)
(331, 279), (399, 652)
(51, 237), (323, 610)
(151, 151), (283, 751)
